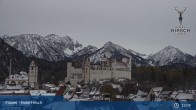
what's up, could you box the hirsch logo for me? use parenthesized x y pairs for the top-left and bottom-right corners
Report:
(171, 7), (190, 35)
(175, 7), (186, 27)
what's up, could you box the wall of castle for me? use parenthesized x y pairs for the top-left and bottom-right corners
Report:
(89, 70), (112, 81)
(69, 68), (82, 79)
(66, 67), (131, 82)
(65, 57), (132, 84)
(113, 70), (131, 80)
(66, 62), (82, 81)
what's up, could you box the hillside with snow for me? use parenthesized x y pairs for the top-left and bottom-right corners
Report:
(148, 46), (196, 66)
(89, 42), (149, 66)
(1, 34), (196, 67)
(72, 45), (98, 57)
(0, 34), (83, 61)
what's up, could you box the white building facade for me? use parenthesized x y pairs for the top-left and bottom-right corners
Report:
(65, 56), (132, 85)
(5, 71), (28, 85)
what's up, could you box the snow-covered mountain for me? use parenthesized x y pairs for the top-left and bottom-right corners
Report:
(0, 34), (83, 61)
(148, 46), (196, 66)
(89, 41), (149, 66)
(1, 34), (196, 67)
(128, 49), (148, 59)
(72, 45), (98, 57)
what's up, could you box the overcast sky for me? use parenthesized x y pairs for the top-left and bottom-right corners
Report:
(0, 0), (196, 55)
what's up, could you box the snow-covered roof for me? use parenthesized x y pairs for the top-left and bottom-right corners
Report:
(117, 78), (126, 82)
(111, 84), (120, 89)
(30, 90), (47, 96)
(89, 87), (96, 95)
(152, 87), (163, 97)
(20, 71), (27, 75)
(43, 84), (60, 91)
(14, 90), (25, 93)
(69, 98), (89, 101)
(115, 95), (124, 99)
(82, 88), (90, 96)
(178, 90), (184, 93)
(132, 95), (146, 101)
(43, 84), (55, 88)
(0, 90), (27, 94)
(95, 89), (101, 95)
(187, 90), (196, 94)
(160, 91), (172, 95)
(111, 84), (122, 92)
(41, 93), (56, 96)
(170, 91), (178, 99)
(0, 91), (14, 94)
(137, 90), (148, 96)
(5, 85), (22, 90)
(175, 93), (194, 100)
(76, 84), (81, 88)
(130, 90), (148, 101)
(64, 91), (74, 100)
(152, 87), (163, 92)
(6, 73), (28, 81)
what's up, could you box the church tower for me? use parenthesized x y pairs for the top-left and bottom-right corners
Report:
(83, 58), (90, 83)
(28, 60), (39, 89)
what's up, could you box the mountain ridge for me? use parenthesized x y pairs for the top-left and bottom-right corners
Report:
(0, 34), (83, 61)
(1, 34), (195, 67)
(148, 45), (196, 66)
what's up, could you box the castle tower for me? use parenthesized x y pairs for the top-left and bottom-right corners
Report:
(128, 57), (132, 80)
(101, 54), (107, 69)
(83, 58), (90, 83)
(128, 57), (132, 70)
(28, 60), (39, 89)
(65, 62), (72, 82)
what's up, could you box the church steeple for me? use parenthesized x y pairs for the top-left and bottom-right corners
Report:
(28, 60), (39, 89)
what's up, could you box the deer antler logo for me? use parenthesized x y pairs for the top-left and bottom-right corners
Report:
(175, 7), (186, 27)
(171, 7), (190, 35)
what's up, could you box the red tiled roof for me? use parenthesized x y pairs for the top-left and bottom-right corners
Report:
(55, 86), (66, 96)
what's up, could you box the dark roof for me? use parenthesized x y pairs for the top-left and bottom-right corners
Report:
(55, 86), (66, 96)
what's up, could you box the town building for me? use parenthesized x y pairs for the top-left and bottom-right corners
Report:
(4, 60), (39, 89)
(65, 56), (132, 85)
(5, 71), (28, 86)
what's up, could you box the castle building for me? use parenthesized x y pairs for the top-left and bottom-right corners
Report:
(28, 60), (39, 89)
(65, 56), (132, 85)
